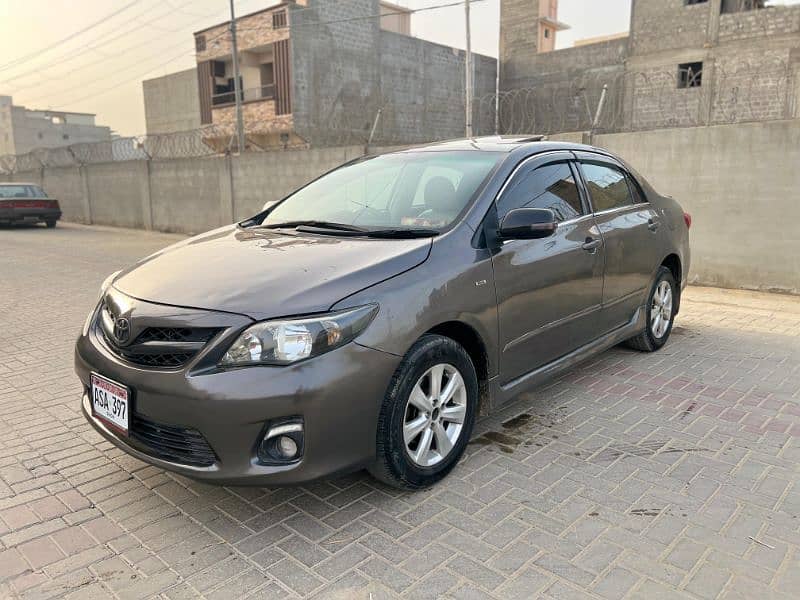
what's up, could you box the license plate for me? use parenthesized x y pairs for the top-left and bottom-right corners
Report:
(90, 373), (130, 434)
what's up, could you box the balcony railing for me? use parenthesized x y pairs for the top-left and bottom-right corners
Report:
(212, 84), (276, 107)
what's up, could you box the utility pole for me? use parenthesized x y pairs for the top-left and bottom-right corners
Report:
(494, 43), (500, 134)
(229, 0), (246, 153)
(464, 0), (473, 138)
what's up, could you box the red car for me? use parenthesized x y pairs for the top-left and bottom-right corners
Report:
(0, 183), (61, 228)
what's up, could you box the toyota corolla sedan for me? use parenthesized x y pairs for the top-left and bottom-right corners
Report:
(75, 138), (690, 489)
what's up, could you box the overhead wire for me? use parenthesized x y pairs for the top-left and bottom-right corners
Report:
(2, 0), (227, 86)
(20, 0), (488, 111)
(6, 0), (269, 100)
(0, 0), (144, 73)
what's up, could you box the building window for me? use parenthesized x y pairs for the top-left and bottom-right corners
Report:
(272, 10), (287, 28)
(195, 35), (206, 52)
(685, 0), (708, 5)
(544, 28), (550, 38)
(37, 132), (43, 139)
(721, 0), (765, 13)
(678, 62), (703, 88)
(62, 134), (69, 140)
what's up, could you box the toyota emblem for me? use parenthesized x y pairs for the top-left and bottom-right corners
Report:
(113, 317), (131, 345)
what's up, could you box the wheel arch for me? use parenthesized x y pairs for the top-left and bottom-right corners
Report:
(425, 320), (491, 416)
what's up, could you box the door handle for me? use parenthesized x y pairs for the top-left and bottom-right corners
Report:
(582, 237), (602, 252)
(647, 218), (660, 232)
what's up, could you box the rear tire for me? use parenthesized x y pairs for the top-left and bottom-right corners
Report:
(369, 335), (478, 490)
(45, 220), (57, 229)
(625, 266), (677, 352)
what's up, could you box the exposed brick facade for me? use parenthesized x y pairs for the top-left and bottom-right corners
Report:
(191, 0), (496, 146)
(194, 6), (290, 64)
(498, 0), (800, 133)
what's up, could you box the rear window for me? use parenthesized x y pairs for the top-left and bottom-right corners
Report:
(0, 185), (47, 198)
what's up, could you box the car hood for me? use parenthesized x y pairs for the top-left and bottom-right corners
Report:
(113, 225), (432, 320)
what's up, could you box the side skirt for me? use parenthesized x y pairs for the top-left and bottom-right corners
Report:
(489, 305), (646, 408)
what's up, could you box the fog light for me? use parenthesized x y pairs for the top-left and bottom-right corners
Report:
(257, 418), (304, 465)
(277, 435), (298, 458)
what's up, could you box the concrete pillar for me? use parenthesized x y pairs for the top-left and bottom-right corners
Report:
(699, 61), (717, 126)
(218, 154), (235, 224)
(789, 50), (800, 119)
(78, 165), (92, 224)
(137, 160), (154, 230)
(707, 0), (723, 46)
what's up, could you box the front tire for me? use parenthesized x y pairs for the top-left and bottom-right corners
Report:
(369, 335), (478, 490)
(45, 220), (57, 228)
(625, 266), (677, 352)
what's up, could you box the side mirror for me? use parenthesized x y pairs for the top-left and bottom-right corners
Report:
(498, 208), (558, 240)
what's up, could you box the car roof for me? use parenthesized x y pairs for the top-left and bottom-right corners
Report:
(0, 182), (39, 186)
(389, 136), (607, 156)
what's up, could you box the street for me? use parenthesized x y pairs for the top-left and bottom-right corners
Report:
(1, 222), (799, 599)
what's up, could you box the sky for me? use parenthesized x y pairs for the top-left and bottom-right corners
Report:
(0, 0), (793, 136)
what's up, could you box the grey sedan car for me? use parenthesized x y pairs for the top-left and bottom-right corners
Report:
(75, 138), (690, 489)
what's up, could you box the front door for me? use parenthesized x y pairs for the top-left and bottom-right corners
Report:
(574, 153), (663, 328)
(491, 153), (605, 385)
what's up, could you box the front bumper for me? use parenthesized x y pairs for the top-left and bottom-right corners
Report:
(75, 317), (401, 486)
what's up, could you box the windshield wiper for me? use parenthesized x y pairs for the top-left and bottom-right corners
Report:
(265, 221), (438, 239)
(261, 220), (368, 232)
(364, 228), (439, 239)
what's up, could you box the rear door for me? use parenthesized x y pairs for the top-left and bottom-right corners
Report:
(491, 152), (605, 384)
(574, 152), (662, 329)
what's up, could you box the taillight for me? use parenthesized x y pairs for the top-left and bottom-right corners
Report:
(683, 212), (692, 229)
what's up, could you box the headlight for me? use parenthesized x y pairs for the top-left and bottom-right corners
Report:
(220, 304), (378, 367)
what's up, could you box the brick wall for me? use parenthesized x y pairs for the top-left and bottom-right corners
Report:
(630, 0), (713, 56)
(496, 0), (800, 133)
(629, 65), (707, 130)
(496, 37), (628, 133)
(289, 0), (496, 145)
(379, 33), (497, 142)
(500, 0), (542, 85)
(289, 0), (383, 144)
(718, 5), (800, 42)
(711, 47), (794, 123)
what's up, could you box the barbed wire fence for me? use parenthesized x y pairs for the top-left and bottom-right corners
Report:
(475, 60), (794, 138)
(0, 61), (796, 175)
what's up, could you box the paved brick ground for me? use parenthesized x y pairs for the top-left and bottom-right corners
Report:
(1, 222), (800, 599)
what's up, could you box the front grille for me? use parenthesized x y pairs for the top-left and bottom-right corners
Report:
(134, 327), (219, 345)
(116, 350), (195, 368)
(98, 303), (221, 369)
(131, 413), (217, 467)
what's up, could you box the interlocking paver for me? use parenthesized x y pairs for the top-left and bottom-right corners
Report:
(1, 223), (800, 599)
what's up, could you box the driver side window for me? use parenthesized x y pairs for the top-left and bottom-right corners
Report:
(497, 162), (584, 223)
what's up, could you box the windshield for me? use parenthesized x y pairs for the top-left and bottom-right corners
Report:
(262, 151), (502, 231)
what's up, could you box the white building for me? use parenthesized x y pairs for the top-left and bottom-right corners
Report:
(0, 95), (112, 156)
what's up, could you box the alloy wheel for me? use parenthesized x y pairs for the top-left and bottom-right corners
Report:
(650, 280), (673, 339)
(403, 363), (467, 467)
